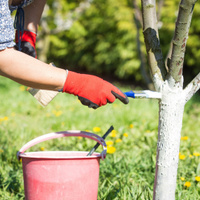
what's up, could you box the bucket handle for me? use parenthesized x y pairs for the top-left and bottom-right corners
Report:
(17, 131), (107, 160)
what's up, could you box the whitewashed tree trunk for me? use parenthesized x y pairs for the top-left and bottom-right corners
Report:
(140, 0), (198, 199)
(153, 81), (185, 200)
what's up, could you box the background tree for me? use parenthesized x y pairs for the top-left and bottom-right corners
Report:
(37, 0), (200, 88)
(39, 0), (143, 83)
(141, 0), (199, 199)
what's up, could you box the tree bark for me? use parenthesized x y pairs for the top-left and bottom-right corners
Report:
(141, 0), (166, 89)
(184, 72), (200, 102)
(168, 0), (197, 86)
(153, 81), (185, 200)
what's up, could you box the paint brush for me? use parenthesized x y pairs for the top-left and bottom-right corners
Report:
(87, 125), (114, 156)
(124, 90), (161, 99)
(27, 88), (59, 107)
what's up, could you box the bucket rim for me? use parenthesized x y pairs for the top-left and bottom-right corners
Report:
(17, 131), (107, 161)
(19, 151), (102, 159)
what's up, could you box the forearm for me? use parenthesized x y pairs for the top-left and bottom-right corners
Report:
(0, 48), (66, 91)
(24, 0), (47, 33)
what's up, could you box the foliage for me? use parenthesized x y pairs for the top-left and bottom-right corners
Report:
(46, 0), (141, 81)
(0, 77), (200, 199)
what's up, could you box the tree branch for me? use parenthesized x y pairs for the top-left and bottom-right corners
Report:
(141, 0), (166, 90)
(168, 0), (197, 85)
(133, 0), (153, 89)
(184, 72), (200, 102)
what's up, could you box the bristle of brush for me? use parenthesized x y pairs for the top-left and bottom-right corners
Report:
(28, 88), (59, 107)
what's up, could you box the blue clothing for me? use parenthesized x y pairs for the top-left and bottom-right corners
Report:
(0, 0), (15, 50)
(0, 0), (34, 50)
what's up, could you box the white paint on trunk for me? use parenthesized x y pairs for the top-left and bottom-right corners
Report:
(153, 79), (186, 200)
(152, 73), (163, 92)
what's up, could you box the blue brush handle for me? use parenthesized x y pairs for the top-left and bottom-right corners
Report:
(124, 91), (135, 98)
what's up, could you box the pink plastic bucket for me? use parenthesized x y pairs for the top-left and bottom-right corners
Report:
(17, 131), (107, 200)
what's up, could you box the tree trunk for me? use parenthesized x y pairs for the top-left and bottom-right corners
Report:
(153, 80), (186, 200)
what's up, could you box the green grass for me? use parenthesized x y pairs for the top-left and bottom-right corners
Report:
(0, 77), (200, 199)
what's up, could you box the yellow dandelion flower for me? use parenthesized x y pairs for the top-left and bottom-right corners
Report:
(56, 111), (62, 117)
(78, 136), (82, 140)
(0, 116), (8, 122)
(0, 149), (4, 153)
(61, 122), (65, 126)
(93, 127), (101, 132)
(20, 85), (26, 91)
(3, 116), (8, 121)
(46, 113), (51, 117)
(111, 130), (117, 138)
(180, 177), (185, 181)
(129, 124), (134, 128)
(195, 176), (200, 182)
(11, 112), (16, 117)
(181, 136), (189, 141)
(189, 155), (193, 158)
(115, 138), (122, 143)
(107, 146), (116, 154)
(58, 111), (62, 116)
(113, 104), (118, 108)
(179, 154), (186, 160)
(123, 133), (128, 137)
(40, 147), (45, 151)
(184, 181), (191, 188)
(106, 141), (114, 146)
(193, 152), (200, 157)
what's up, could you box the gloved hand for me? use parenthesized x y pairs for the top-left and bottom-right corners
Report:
(62, 71), (129, 109)
(15, 30), (37, 58)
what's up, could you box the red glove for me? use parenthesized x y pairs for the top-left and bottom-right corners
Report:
(15, 30), (37, 58)
(62, 71), (129, 109)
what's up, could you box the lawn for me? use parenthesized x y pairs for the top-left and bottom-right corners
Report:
(0, 76), (200, 199)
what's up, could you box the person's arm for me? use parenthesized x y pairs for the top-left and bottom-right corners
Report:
(0, 48), (66, 91)
(23, 0), (47, 33)
(14, 0), (47, 57)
